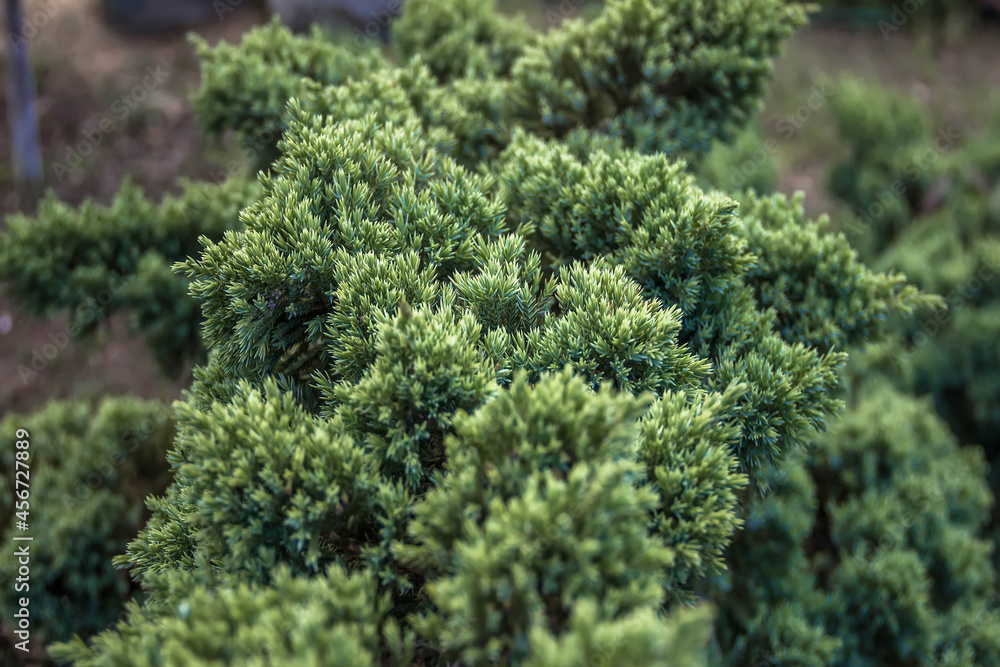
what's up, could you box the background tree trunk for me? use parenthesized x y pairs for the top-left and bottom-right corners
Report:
(4, 0), (44, 209)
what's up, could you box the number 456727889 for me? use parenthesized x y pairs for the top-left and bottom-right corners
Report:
(14, 429), (30, 531)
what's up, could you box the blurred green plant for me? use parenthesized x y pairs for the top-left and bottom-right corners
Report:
(0, 397), (174, 658)
(827, 79), (1000, 542)
(710, 379), (1000, 666)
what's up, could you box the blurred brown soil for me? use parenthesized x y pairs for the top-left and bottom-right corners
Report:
(0, 0), (265, 416)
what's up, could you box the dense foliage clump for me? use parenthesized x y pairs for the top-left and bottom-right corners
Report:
(0, 398), (174, 658)
(711, 379), (1000, 666)
(0, 178), (257, 372)
(0, 1), (996, 665)
(827, 79), (1000, 564)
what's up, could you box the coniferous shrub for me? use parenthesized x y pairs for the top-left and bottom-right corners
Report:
(829, 77), (936, 261)
(694, 126), (780, 196)
(0, 398), (174, 657)
(828, 79), (1000, 545)
(0, 178), (258, 373)
(0, 1), (994, 665)
(51, 563), (407, 666)
(710, 379), (1000, 666)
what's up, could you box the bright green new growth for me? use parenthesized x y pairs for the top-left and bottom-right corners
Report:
(119, 379), (376, 584)
(735, 189), (941, 352)
(52, 562), (715, 667)
(400, 369), (668, 664)
(638, 382), (748, 605)
(498, 131), (932, 486)
(77, 370), (721, 666)
(177, 105), (865, 493)
(531, 258), (711, 393)
(49, 564), (405, 667)
(332, 305), (499, 492)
